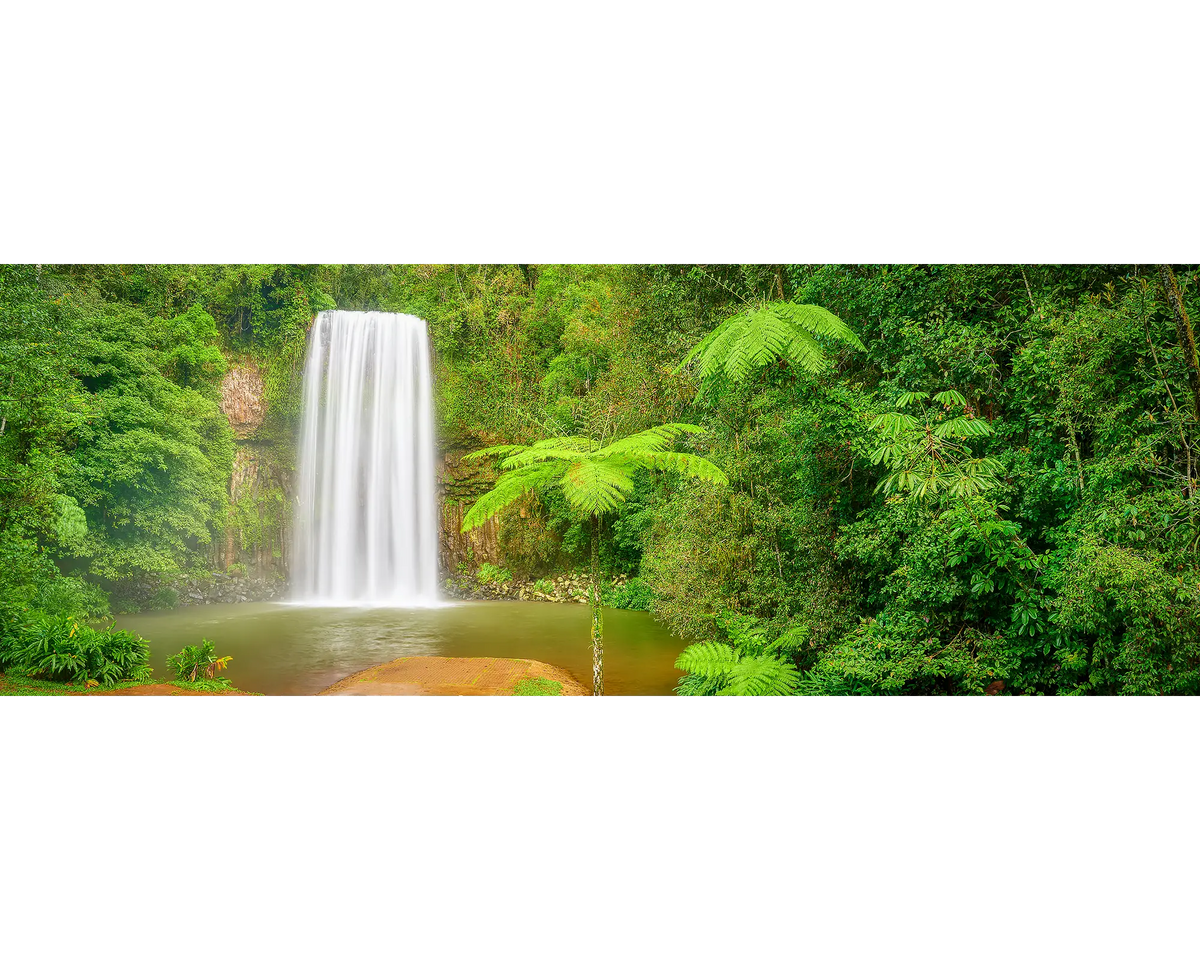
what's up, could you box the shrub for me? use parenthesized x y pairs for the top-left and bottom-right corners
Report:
(531, 578), (553, 594)
(601, 577), (654, 611)
(0, 612), (151, 687)
(31, 576), (111, 621)
(477, 562), (512, 584)
(166, 638), (232, 684)
(150, 587), (179, 610)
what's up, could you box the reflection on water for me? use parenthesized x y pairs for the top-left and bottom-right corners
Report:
(117, 600), (684, 696)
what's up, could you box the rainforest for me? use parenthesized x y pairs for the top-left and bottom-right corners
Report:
(2, 263), (1198, 696)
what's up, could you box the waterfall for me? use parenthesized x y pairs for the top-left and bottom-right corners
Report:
(293, 311), (440, 605)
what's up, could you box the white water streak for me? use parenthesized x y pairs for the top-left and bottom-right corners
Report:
(293, 311), (440, 605)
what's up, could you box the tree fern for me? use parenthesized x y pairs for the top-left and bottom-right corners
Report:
(678, 300), (865, 390)
(462, 421), (727, 695)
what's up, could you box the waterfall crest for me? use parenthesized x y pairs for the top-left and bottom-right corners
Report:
(293, 311), (440, 605)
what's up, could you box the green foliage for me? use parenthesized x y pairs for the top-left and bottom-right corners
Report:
(642, 383), (860, 644)
(463, 414), (728, 694)
(600, 577), (654, 611)
(477, 562), (512, 584)
(679, 300), (865, 389)
(513, 677), (563, 696)
(5, 262), (1199, 698)
(31, 575), (111, 621)
(869, 389), (1004, 499)
(1045, 534), (1200, 695)
(462, 423), (727, 529)
(166, 638), (233, 684)
(674, 614), (806, 696)
(0, 613), (151, 687)
(149, 587), (180, 610)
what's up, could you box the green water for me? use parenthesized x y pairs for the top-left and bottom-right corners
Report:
(116, 600), (684, 695)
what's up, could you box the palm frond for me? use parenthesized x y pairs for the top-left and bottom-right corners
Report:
(932, 389), (968, 407)
(870, 412), (921, 440)
(933, 416), (994, 439)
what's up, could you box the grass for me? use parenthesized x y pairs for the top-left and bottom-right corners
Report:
(513, 677), (563, 696)
(0, 672), (254, 696)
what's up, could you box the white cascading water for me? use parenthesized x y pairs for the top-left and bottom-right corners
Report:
(293, 311), (440, 605)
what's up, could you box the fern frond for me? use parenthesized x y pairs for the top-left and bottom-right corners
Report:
(715, 654), (801, 696)
(678, 319), (729, 373)
(635, 451), (729, 486)
(674, 641), (739, 679)
(782, 329), (833, 375)
(463, 444), (530, 461)
(680, 301), (863, 386)
(776, 302), (867, 351)
(560, 459), (637, 517)
(499, 438), (599, 469)
(461, 463), (565, 531)
(766, 624), (810, 654)
(674, 673), (726, 696)
(724, 305), (797, 380)
(595, 423), (704, 459)
(531, 435), (597, 453)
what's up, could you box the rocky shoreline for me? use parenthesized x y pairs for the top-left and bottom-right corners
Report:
(125, 569), (639, 611)
(441, 571), (633, 604)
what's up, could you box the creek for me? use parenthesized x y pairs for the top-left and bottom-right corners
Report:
(116, 601), (683, 695)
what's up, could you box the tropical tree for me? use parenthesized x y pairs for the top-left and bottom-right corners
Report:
(461, 423), (727, 695)
(869, 389), (1003, 500)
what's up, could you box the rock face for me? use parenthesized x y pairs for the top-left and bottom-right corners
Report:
(216, 445), (291, 579)
(213, 355), (292, 586)
(219, 359), (266, 439)
(438, 449), (503, 575)
(212, 357), (522, 598)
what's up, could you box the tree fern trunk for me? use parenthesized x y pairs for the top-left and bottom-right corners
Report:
(591, 514), (603, 696)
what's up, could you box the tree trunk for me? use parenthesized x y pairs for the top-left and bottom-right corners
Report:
(1159, 265), (1200, 426)
(590, 514), (603, 696)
